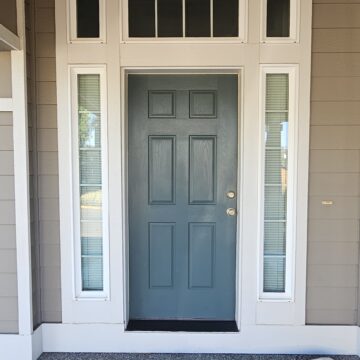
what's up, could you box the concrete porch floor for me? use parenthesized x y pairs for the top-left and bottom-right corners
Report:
(38, 355), (360, 360)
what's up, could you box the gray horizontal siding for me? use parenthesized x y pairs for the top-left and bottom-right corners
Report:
(34, 0), (61, 323)
(0, 52), (18, 334)
(307, 0), (360, 325)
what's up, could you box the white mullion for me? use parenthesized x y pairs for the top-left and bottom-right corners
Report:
(155, 0), (158, 38)
(182, 0), (186, 37)
(210, 0), (214, 37)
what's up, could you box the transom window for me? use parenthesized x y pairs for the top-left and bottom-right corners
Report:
(127, 0), (246, 39)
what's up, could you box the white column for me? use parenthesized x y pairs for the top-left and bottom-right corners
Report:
(12, 0), (33, 336)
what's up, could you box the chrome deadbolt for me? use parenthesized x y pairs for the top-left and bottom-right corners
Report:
(226, 208), (237, 217)
(226, 191), (236, 199)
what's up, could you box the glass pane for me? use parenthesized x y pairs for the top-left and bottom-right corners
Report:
(266, 74), (289, 111)
(213, 0), (238, 37)
(265, 112), (288, 148)
(80, 186), (102, 221)
(264, 257), (285, 292)
(263, 73), (289, 294)
(79, 150), (102, 185)
(264, 222), (286, 256)
(129, 0), (155, 37)
(77, 73), (103, 292)
(78, 74), (101, 112)
(186, 0), (210, 37)
(267, 0), (290, 37)
(81, 256), (103, 291)
(82, 237), (103, 256)
(79, 113), (101, 148)
(76, 0), (100, 38)
(158, 0), (183, 37)
(264, 186), (287, 221)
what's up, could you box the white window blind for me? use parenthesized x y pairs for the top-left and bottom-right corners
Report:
(77, 74), (104, 292)
(263, 73), (289, 294)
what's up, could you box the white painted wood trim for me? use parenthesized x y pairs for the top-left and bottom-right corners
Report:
(0, 98), (13, 111)
(1, 325), (360, 359)
(12, 0), (33, 336)
(41, 323), (359, 355)
(0, 24), (20, 50)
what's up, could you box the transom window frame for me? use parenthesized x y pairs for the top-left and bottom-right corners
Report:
(70, 65), (110, 300)
(261, 0), (299, 43)
(121, 0), (248, 42)
(67, 0), (107, 43)
(258, 64), (299, 302)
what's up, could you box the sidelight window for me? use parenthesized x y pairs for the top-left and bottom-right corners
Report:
(259, 65), (298, 300)
(70, 66), (109, 298)
(127, 0), (247, 40)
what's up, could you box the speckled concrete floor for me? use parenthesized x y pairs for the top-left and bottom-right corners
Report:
(38, 354), (359, 360)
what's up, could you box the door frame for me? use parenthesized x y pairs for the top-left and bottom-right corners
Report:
(120, 67), (245, 330)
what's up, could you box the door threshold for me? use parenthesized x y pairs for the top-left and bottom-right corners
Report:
(126, 320), (238, 332)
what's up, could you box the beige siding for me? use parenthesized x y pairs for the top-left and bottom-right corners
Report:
(307, 0), (360, 325)
(0, 53), (18, 333)
(33, 0), (61, 323)
(0, 0), (17, 34)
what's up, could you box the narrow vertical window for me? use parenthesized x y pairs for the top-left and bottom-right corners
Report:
(71, 67), (108, 297)
(69, 0), (105, 42)
(263, 0), (297, 42)
(260, 66), (297, 299)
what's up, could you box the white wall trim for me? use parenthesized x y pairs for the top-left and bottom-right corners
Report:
(0, 24), (20, 51)
(41, 323), (359, 355)
(12, 0), (33, 336)
(0, 98), (13, 111)
(1, 325), (360, 359)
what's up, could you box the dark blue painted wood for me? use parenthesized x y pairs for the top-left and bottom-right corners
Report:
(128, 75), (238, 320)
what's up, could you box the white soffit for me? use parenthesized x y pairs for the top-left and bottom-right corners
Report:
(0, 24), (20, 51)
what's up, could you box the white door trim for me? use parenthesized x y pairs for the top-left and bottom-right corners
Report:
(122, 68), (244, 327)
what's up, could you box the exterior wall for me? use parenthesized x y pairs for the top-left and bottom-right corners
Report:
(26, 0), (42, 329)
(306, 0), (360, 325)
(32, 0), (61, 323)
(25, 0), (61, 326)
(0, 52), (18, 333)
(0, 0), (17, 34)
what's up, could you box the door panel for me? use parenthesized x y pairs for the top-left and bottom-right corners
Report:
(128, 75), (238, 320)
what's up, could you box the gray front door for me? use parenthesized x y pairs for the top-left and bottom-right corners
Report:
(128, 75), (238, 320)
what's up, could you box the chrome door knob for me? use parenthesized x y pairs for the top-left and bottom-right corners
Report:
(226, 208), (237, 216)
(226, 191), (236, 199)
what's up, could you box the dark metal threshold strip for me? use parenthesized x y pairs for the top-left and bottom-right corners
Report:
(126, 320), (238, 332)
